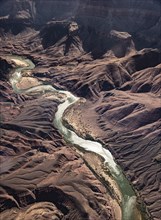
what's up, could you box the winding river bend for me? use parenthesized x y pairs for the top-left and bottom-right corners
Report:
(9, 56), (143, 220)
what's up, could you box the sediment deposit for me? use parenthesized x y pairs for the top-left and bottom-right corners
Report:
(0, 1), (161, 219)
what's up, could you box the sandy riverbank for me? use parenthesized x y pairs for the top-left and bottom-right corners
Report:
(11, 58), (29, 67)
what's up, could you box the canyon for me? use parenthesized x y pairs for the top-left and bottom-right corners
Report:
(0, 0), (161, 220)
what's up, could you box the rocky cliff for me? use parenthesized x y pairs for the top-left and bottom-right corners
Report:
(0, 1), (161, 220)
(0, 0), (161, 48)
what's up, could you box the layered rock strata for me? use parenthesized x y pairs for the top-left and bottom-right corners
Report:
(0, 0), (161, 219)
(0, 78), (115, 220)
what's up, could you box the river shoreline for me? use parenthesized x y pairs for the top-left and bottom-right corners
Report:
(8, 55), (148, 220)
(62, 99), (150, 220)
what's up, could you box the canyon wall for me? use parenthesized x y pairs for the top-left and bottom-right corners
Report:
(0, 0), (161, 48)
(0, 1), (161, 220)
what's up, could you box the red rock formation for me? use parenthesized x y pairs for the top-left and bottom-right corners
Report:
(0, 1), (161, 219)
(0, 80), (114, 220)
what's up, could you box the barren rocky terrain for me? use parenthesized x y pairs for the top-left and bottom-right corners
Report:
(0, 1), (161, 220)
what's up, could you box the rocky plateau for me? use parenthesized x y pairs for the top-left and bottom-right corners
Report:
(0, 0), (161, 220)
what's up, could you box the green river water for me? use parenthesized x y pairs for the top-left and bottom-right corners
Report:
(8, 55), (147, 220)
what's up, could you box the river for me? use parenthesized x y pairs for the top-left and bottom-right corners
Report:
(9, 55), (144, 220)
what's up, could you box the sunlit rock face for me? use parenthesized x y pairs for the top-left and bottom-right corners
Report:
(0, 0), (161, 47)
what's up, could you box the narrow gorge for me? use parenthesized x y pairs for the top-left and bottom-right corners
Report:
(0, 1), (161, 220)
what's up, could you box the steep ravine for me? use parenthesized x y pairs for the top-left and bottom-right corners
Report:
(1, 57), (116, 220)
(0, 1), (160, 219)
(8, 56), (148, 220)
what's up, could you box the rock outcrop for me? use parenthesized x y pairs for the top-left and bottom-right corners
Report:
(0, 0), (161, 48)
(0, 1), (161, 220)
(0, 79), (115, 220)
